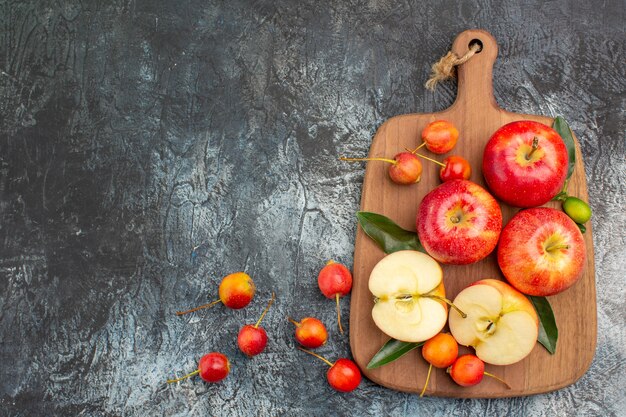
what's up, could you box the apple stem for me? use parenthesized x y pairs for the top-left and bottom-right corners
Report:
(254, 292), (276, 328)
(287, 317), (301, 327)
(526, 137), (540, 160)
(167, 369), (199, 384)
(297, 347), (334, 367)
(408, 142), (427, 154)
(176, 299), (221, 316)
(484, 371), (511, 389)
(336, 293), (344, 334)
(340, 156), (397, 165)
(420, 363), (433, 397)
(404, 148), (446, 167)
(423, 295), (467, 318)
(545, 243), (570, 252)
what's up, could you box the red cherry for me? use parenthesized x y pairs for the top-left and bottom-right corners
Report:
(176, 272), (255, 316)
(340, 152), (423, 185)
(298, 348), (361, 393)
(439, 155), (471, 182)
(421, 120), (459, 154)
(167, 352), (230, 384)
(288, 317), (328, 349)
(317, 260), (353, 334)
(199, 352), (230, 382)
(420, 333), (459, 396)
(327, 358), (362, 392)
(237, 293), (275, 357)
(447, 354), (510, 389)
(238, 325), (268, 356)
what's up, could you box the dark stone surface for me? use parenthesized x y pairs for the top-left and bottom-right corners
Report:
(1, 1), (623, 416)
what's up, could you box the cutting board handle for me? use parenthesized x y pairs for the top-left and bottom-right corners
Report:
(451, 29), (500, 114)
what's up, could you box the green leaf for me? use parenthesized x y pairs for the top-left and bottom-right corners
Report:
(367, 339), (424, 369)
(528, 295), (558, 354)
(553, 116), (576, 180)
(356, 212), (425, 254)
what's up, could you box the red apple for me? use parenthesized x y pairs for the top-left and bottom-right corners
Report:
(497, 207), (586, 296)
(417, 180), (502, 265)
(482, 120), (568, 208)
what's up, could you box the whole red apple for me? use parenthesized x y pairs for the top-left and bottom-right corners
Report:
(482, 120), (568, 207)
(497, 207), (586, 296)
(417, 180), (502, 265)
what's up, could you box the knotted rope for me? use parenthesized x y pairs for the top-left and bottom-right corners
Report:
(425, 42), (482, 90)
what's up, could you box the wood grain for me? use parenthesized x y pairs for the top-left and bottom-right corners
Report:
(348, 29), (596, 398)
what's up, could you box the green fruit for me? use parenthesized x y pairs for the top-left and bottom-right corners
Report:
(563, 197), (592, 224)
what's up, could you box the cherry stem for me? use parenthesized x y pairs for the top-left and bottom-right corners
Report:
(297, 347), (334, 367)
(404, 148), (446, 167)
(254, 292), (276, 328)
(336, 293), (344, 334)
(340, 156), (397, 165)
(423, 295), (467, 318)
(176, 299), (221, 316)
(484, 371), (511, 389)
(420, 363), (433, 397)
(545, 243), (570, 252)
(526, 137), (540, 160)
(408, 142), (427, 154)
(167, 369), (199, 384)
(287, 317), (301, 327)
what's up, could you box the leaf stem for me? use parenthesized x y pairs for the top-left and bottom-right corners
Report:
(336, 293), (344, 334)
(526, 137), (540, 160)
(254, 292), (276, 328)
(176, 299), (221, 316)
(420, 363), (433, 397)
(340, 156), (397, 165)
(298, 347), (334, 367)
(167, 369), (199, 384)
(484, 371), (511, 389)
(423, 294), (467, 318)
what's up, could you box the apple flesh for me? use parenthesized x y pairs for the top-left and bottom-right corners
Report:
(498, 207), (586, 296)
(417, 179), (502, 265)
(448, 279), (539, 366)
(482, 120), (568, 208)
(369, 250), (447, 343)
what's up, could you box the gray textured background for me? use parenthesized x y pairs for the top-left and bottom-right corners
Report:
(1, 0), (624, 416)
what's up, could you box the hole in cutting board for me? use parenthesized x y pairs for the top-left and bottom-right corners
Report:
(469, 39), (483, 53)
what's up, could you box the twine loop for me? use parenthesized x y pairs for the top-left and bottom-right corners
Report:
(425, 42), (482, 90)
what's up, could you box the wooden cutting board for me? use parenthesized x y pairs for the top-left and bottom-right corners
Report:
(348, 29), (596, 398)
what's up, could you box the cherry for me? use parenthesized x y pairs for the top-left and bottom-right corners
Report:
(317, 260), (353, 334)
(439, 155), (471, 182)
(419, 333), (458, 397)
(298, 347), (361, 392)
(287, 317), (328, 348)
(404, 145), (471, 184)
(340, 152), (423, 185)
(447, 354), (510, 389)
(238, 292), (276, 357)
(420, 120), (459, 154)
(167, 352), (230, 384)
(176, 272), (255, 315)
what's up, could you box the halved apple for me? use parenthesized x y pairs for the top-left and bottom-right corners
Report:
(369, 250), (448, 343)
(448, 279), (539, 365)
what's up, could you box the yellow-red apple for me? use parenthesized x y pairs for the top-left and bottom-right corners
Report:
(482, 120), (568, 207)
(448, 279), (539, 365)
(416, 180), (502, 265)
(497, 207), (586, 296)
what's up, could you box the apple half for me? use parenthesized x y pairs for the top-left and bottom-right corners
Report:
(448, 279), (539, 366)
(369, 250), (447, 343)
